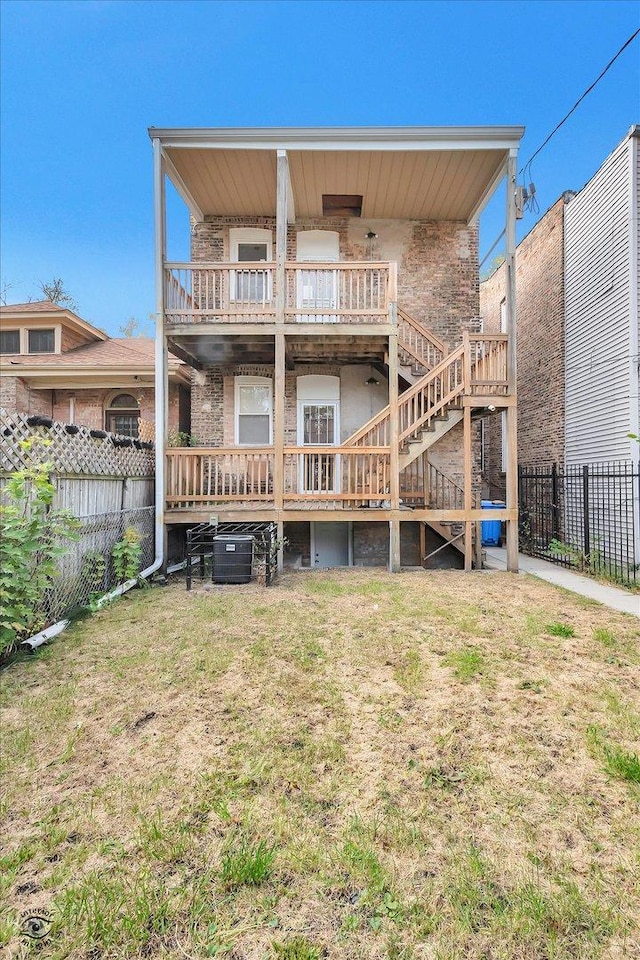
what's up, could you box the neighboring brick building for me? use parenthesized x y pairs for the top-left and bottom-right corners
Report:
(480, 126), (639, 498)
(0, 301), (190, 437)
(480, 197), (566, 496)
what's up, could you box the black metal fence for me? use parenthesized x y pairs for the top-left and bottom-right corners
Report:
(518, 461), (639, 587)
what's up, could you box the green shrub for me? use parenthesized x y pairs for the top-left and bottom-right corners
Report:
(0, 440), (79, 655)
(111, 527), (144, 583)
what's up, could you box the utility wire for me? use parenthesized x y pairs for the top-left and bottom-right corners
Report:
(520, 28), (640, 180)
(481, 28), (639, 263)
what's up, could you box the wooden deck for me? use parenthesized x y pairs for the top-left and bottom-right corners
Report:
(165, 331), (511, 526)
(165, 261), (395, 326)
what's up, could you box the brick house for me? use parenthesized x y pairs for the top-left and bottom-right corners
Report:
(0, 300), (190, 438)
(151, 125), (524, 571)
(480, 125), (640, 494)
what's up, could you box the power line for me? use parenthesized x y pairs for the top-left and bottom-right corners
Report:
(520, 28), (640, 180)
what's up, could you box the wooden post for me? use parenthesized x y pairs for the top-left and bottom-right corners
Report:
(505, 404), (518, 571)
(274, 332), (285, 513)
(277, 519), (285, 575)
(474, 494), (483, 570)
(419, 521), (426, 567)
(505, 149), (519, 573)
(388, 296), (400, 572)
(462, 329), (472, 393)
(389, 520), (401, 573)
(274, 152), (288, 524)
(276, 150), (288, 324)
(463, 405), (473, 571)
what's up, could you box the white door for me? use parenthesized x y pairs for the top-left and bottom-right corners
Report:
(299, 401), (339, 493)
(230, 228), (272, 305)
(312, 522), (350, 567)
(296, 230), (340, 322)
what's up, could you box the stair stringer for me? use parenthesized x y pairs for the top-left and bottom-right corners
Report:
(398, 409), (464, 470)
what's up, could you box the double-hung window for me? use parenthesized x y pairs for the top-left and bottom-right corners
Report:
(234, 377), (273, 445)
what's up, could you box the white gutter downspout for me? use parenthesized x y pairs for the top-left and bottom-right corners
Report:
(153, 135), (167, 582)
(21, 141), (168, 653)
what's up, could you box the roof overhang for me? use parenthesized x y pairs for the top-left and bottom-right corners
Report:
(0, 306), (108, 342)
(150, 125), (524, 224)
(1, 361), (190, 389)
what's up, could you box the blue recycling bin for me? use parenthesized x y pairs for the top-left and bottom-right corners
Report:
(481, 500), (505, 547)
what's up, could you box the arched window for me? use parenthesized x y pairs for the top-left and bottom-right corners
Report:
(105, 393), (140, 438)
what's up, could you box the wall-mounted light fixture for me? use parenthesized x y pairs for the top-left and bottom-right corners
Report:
(366, 376), (380, 386)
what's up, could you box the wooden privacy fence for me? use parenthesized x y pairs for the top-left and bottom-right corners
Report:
(1, 412), (156, 633)
(1, 412), (154, 477)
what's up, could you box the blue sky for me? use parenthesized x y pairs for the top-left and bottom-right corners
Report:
(1, 0), (638, 335)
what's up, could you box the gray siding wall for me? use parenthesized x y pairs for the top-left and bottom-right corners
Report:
(564, 132), (636, 465)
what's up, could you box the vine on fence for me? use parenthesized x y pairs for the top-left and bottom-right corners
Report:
(0, 440), (79, 656)
(111, 527), (144, 583)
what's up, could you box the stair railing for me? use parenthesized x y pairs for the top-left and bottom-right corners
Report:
(344, 328), (505, 454)
(425, 461), (465, 511)
(397, 309), (447, 372)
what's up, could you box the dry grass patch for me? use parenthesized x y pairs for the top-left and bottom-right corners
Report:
(1, 569), (639, 959)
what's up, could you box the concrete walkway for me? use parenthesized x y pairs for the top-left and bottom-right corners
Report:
(484, 547), (639, 617)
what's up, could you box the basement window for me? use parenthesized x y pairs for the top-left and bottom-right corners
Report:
(322, 194), (363, 218)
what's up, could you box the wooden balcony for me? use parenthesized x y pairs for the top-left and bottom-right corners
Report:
(166, 446), (393, 512)
(164, 261), (394, 325)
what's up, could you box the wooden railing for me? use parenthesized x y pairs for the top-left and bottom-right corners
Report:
(283, 446), (391, 502)
(284, 262), (393, 323)
(398, 345), (465, 444)
(165, 263), (277, 323)
(425, 462), (465, 510)
(399, 454), (426, 505)
(344, 345), (466, 449)
(343, 333), (509, 455)
(398, 309), (446, 372)
(165, 446), (393, 509)
(164, 261), (395, 325)
(165, 448), (275, 508)
(465, 333), (508, 394)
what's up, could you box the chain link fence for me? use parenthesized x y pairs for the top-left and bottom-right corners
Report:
(42, 506), (155, 627)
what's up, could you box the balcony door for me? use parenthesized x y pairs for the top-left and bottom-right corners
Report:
(296, 230), (339, 322)
(297, 375), (340, 494)
(230, 228), (272, 305)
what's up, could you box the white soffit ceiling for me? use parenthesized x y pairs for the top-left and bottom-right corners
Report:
(163, 137), (515, 221)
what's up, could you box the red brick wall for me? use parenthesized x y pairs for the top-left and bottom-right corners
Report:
(1, 381), (181, 434)
(192, 215), (479, 349)
(480, 198), (566, 494)
(1, 377), (53, 417)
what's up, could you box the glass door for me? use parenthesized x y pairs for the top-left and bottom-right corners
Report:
(296, 230), (339, 323)
(300, 402), (339, 494)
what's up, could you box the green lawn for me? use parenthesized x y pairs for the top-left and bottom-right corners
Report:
(1, 569), (639, 959)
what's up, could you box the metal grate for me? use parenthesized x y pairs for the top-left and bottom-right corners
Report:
(519, 461), (639, 586)
(186, 521), (278, 589)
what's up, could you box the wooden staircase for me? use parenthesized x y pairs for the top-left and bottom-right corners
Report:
(344, 316), (507, 473)
(343, 310), (508, 570)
